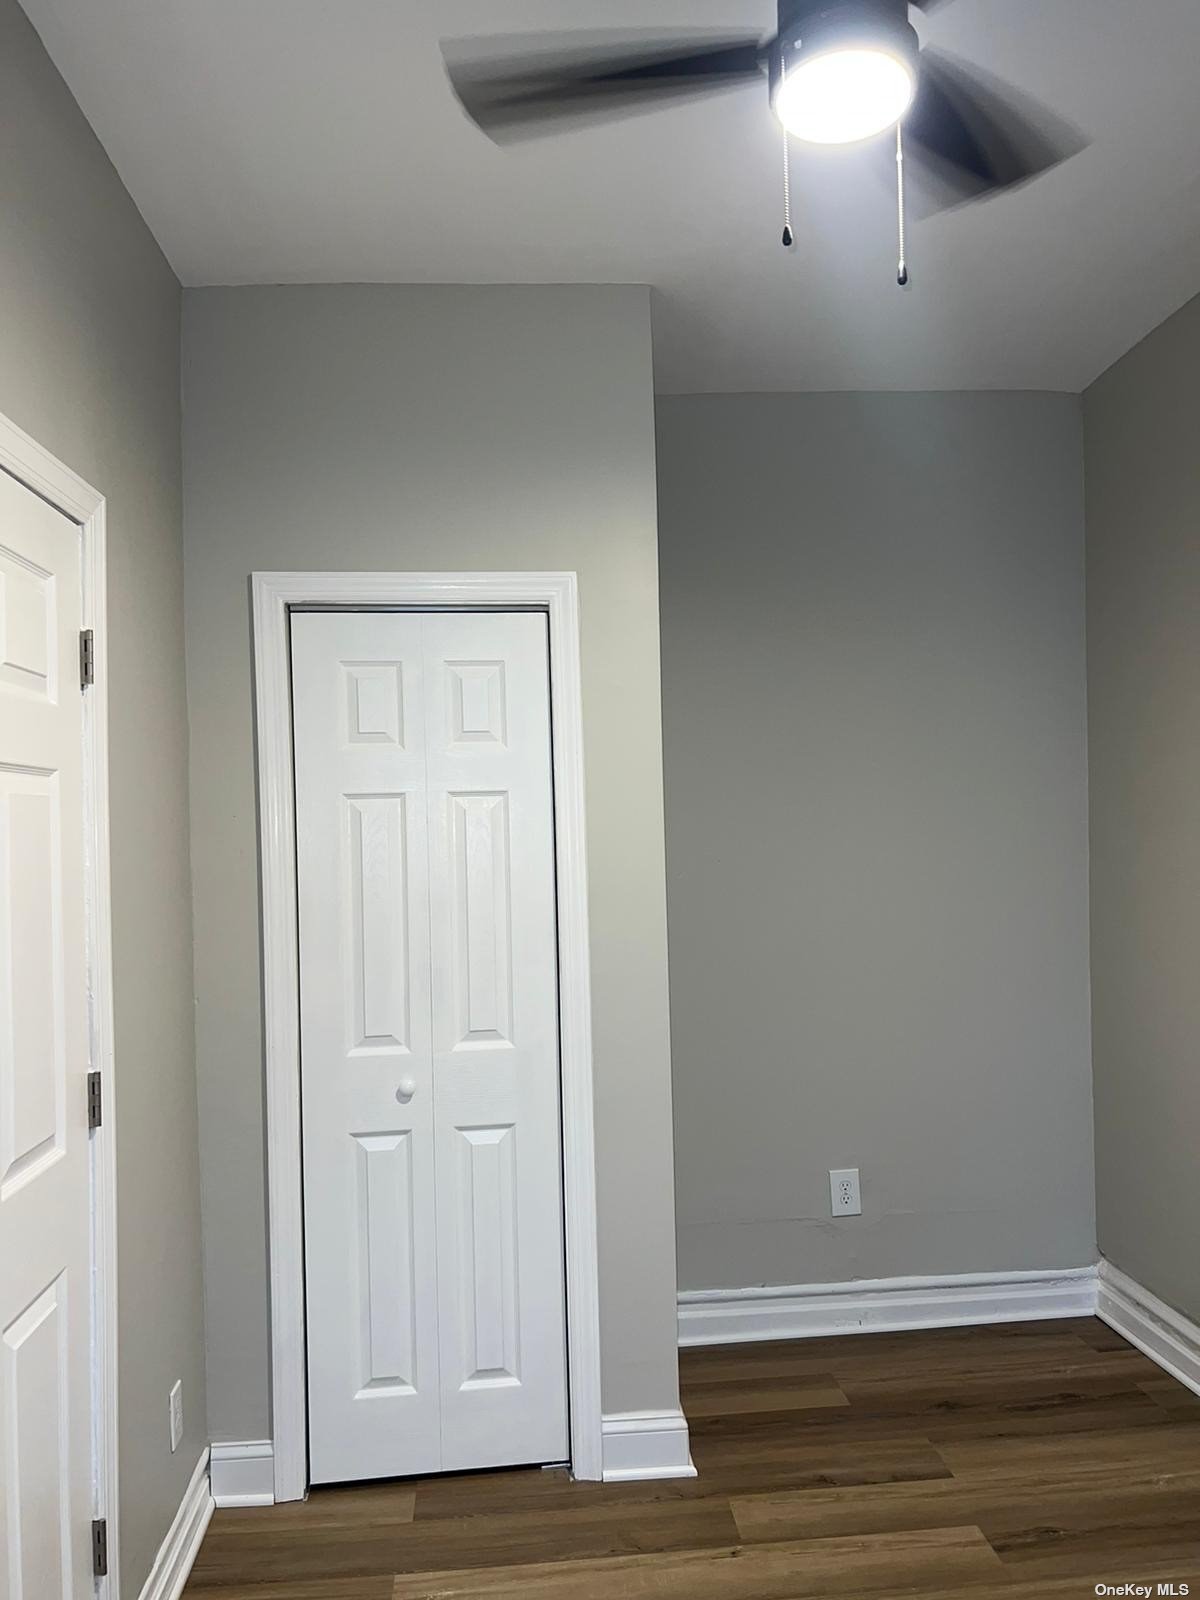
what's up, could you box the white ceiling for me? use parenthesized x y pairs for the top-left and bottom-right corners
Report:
(22, 0), (1200, 391)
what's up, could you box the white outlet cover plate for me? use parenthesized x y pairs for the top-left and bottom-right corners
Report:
(829, 1168), (862, 1217)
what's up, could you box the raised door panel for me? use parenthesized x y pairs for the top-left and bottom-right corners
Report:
(343, 661), (405, 747)
(353, 1131), (418, 1393)
(0, 542), (56, 703)
(346, 794), (413, 1055)
(446, 660), (507, 749)
(0, 773), (65, 1201)
(447, 791), (513, 1050)
(454, 1124), (520, 1389)
(2, 1277), (72, 1598)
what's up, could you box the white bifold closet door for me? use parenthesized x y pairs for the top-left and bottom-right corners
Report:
(291, 610), (568, 1484)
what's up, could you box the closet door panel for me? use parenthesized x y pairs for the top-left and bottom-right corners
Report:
(423, 612), (568, 1471)
(293, 612), (442, 1483)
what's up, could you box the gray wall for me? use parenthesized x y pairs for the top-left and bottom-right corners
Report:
(182, 284), (680, 1441)
(1084, 291), (1200, 1323)
(657, 393), (1096, 1291)
(0, 1), (205, 1591)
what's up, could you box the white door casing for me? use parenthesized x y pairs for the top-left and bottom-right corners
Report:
(292, 610), (568, 1482)
(253, 571), (601, 1499)
(0, 467), (93, 1597)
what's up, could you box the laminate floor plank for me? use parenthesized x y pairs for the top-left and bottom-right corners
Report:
(183, 1317), (1200, 1600)
(410, 1434), (952, 1520)
(687, 1431), (955, 1492)
(692, 1384), (1171, 1449)
(209, 1485), (417, 1533)
(731, 1470), (1200, 1546)
(388, 1526), (1002, 1600)
(838, 1364), (1161, 1414)
(985, 1487), (1200, 1569)
(190, 1494), (742, 1587)
(682, 1373), (850, 1416)
(182, 1580), (392, 1600)
(1141, 1376), (1200, 1418)
(937, 1418), (1200, 1479)
(680, 1328), (1121, 1386)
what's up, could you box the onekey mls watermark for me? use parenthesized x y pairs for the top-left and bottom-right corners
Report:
(1094, 1586), (1191, 1597)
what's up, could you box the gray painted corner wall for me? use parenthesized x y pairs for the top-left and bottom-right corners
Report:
(1084, 290), (1200, 1324)
(0, 0), (205, 1591)
(657, 392), (1096, 1292)
(181, 284), (680, 1442)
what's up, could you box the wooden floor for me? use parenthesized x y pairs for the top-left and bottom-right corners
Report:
(185, 1318), (1200, 1599)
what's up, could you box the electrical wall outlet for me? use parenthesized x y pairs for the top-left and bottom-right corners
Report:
(830, 1168), (862, 1217)
(169, 1380), (184, 1454)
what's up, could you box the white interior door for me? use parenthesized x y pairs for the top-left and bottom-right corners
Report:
(292, 610), (568, 1484)
(0, 467), (94, 1597)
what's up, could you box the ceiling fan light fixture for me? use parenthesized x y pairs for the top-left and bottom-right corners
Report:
(774, 43), (916, 143)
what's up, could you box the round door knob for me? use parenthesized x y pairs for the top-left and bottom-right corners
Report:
(396, 1077), (417, 1103)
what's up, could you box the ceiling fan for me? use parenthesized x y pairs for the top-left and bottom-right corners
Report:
(442, 0), (1085, 285)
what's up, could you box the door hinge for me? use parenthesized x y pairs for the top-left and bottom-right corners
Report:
(79, 628), (95, 689)
(92, 1518), (108, 1578)
(87, 1071), (102, 1131)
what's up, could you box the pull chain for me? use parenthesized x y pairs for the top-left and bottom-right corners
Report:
(895, 122), (909, 286)
(781, 126), (794, 248)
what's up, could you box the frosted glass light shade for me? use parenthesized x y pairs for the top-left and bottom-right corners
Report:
(775, 45), (915, 144)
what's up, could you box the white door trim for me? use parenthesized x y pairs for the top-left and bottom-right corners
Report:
(0, 410), (118, 1594)
(252, 571), (603, 1498)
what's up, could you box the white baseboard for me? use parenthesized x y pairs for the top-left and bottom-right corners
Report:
(1097, 1260), (1200, 1399)
(600, 1410), (696, 1482)
(210, 1439), (275, 1507)
(678, 1266), (1100, 1346)
(210, 1425), (693, 1494)
(137, 1449), (213, 1600)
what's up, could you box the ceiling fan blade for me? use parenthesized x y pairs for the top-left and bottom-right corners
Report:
(901, 49), (1086, 212)
(907, 0), (957, 12)
(442, 33), (766, 143)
